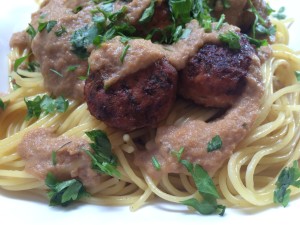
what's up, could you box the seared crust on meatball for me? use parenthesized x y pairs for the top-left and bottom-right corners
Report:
(178, 35), (255, 108)
(84, 58), (178, 131)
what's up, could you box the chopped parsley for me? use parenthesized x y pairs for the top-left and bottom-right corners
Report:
(151, 156), (161, 171)
(138, 0), (156, 24)
(180, 160), (226, 215)
(14, 54), (30, 73)
(55, 25), (67, 37)
(26, 24), (37, 39)
(50, 68), (64, 77)
(84, 130), (121, 177)
(272, 7), (286, 20)
(38, 20), (57, 33)
(246, 35), (268, 48)
(24, 95), (69, 121)
(67, 65), (79, 72)
(120, 44), (130, 63)
(45, 172), (89, 206)
(70, 25), (98, 58)
(295, 71), (300, 81)
(171, 147), (185, 161)
(219, 31), (241, 50)
(51, 151), (57, 166)
(248, 0), (276, 38)
(215, 14), (225, 30)
(0, 99), (8, 111)
(274, 161), (300, 207)
(207, 135), (222, 152)
(73, 5), (83, 14)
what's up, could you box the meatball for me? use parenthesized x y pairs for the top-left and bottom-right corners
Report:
(178, 35), (255, 108)
(84, 58), (178, 132)
(212, 0), (271, 33)
(135, 1), (172, 41)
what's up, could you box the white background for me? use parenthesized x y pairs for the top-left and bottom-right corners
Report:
(0, 0), (300, 224)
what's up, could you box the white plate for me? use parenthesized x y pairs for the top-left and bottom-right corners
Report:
(0, 1), (299, 224)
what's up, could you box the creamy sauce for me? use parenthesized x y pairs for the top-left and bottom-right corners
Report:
(134, 52), (264, 178)
(93, 21), (239, 87)
(17, 128), (102, 188)
(14, 0), (268, 181)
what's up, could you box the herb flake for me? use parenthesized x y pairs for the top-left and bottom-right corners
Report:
(45, 173), (89, 206)
(84, 130), (120, 177)
(207, 135), (222, 152)
(274, 161), (300, 207)
(219, 31), (241, 50)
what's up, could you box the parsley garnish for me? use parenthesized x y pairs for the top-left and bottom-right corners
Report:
(70, 25), (98, 58)
(73, 5), (83, 14)
(0, 99), (8, 111)
(120, 44), (130, 63)
(45, 172), (89, 206)
(139, 0), (156, 24)
(171, 147), (185, 161)
(246, 35), (268, 48)
(51, 151), (57, 166)
(219, 31), (241, 50)
(67, 65), (79, 72)
(50, 68), (63, 77)
(14, 54), (30, 73)
(295, 71), (300, 81)
(248, 0), (276, 38)
(274, 161), (300, 207)
(272, 7), (286, 20)
(24, 95), (69, 121)
(215, 14), (225, 30)
(38, 20), (57, 33)
(84, 130), (121, 177)
(151, 156), (161, 171)
(180, 160), (226, 215)
(26, 24), (37, 39)
(207, 135), (222, 152)
(55, 26), (67, 37)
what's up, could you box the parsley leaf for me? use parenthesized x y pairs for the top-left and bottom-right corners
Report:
(26, 24), (37, 39)
(14, 54), (30, 72)
(55, 26), (67, 37)
(73, 5), (83, 14)
(50, 68), (63, 77)
(0, 99), (8, 111)
(139, 0), (156, 24)
(70, 25), (98, 58)
(84, 130), (121, 177)
(295, 71), (300, 81)
(38, 20), (57, 33)
(151, 156), (161, 171)
(180, 160), (226, 215)
(120, 44), (130, 63)
(51, 151), (57, 166)
(171, 147), (185, 161)
(219, 31), (241, 50)
(274, 161), (300, 207)
(207, 135), (222, 152)
(24, 95), (69, 121)
(272, 7), (286, 20)
(246, 35), (268, 48)
(169, 0), (193, 25)
(45, 173), (89, 206)
(66, 65), (79, 72)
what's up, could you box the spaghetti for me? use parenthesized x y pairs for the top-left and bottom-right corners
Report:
(0, 0), (300, 215)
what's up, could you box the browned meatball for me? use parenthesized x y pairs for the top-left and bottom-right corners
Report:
(84, 58), (178, 131)
(135, 1), (172, 41)
(178, 35), (255, 108)
(212, 0), (271, 34)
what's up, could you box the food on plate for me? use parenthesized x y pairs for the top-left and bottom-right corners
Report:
(1, 0), (300, 216)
